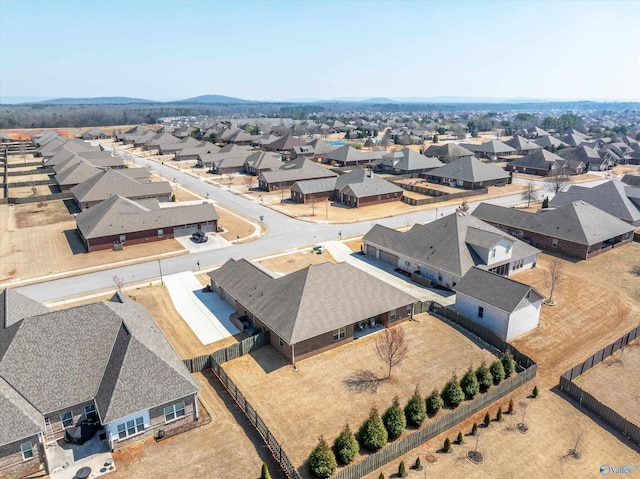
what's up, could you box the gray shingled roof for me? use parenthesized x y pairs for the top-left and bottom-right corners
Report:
(461, 140), (516, 155)
(382, 148), (443, 171)
(472, 201), (635, 246)
(424, 143), (474, 159)
(210, 261), (415, 344)
(363, 213), (539, 277)
(453, 267), (543, 314)
(265, 135), (307, 150)
(550, 180), (640, 224)
(336, 169), (403, 198)
(1, 289), (50, 330)
(76, 195), (218, 239)
(533, 135), (568, 149)
(504, 136), (543, 152)
(259, 158), (337, 184)
(0, 293), (198, 435)
(428, 156), (509, 183)
(71, 169), (171, 204)
(244, 151), (283, 171)
(508, 149), (564, 170)
(621, 175), (640, 187)
(55, 160), (104, 187)
(0, 377), (44, 446)
(46, 147), (109, 167)
(290, 177), (338, 195)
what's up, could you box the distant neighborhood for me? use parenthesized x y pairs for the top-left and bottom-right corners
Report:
(1, 106), (639, 479)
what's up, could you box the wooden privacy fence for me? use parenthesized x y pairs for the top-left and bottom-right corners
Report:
(332, 367), (536, 479)
(559, 325), (640, 445)
(7, 192), (72, 204)
(401, 187), (488, 206)
(182, 331), (270, 373)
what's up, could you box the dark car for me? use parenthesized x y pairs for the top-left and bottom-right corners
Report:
(191, 231), (208, 243)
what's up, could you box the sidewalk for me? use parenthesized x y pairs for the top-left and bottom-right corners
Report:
(323, 241), (455, 305)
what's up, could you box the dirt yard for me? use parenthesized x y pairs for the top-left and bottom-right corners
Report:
(576, 338), (640, 425)
(222, 314), (503, 472)
(512, 246), (640, 383)
(259, 249), (336, 275)
(111, 370), (287, 479)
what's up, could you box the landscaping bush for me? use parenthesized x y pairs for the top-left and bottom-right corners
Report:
(382, 396), (406, 440)
(414, 457), (422, 469)
(533, 385), (539, 398)
(508, 399), (514, 414)
(308, 436), (337, 478)
(475, 361), (493, 392)
(404, 387), (426, 427)
(171, 194), (176, 202)
(398, 461), (406, 477)
(426, 389), (443, 416)
(358, 407), (388, 451)
(490, 359), (505, 384)
(443, 437), (451, 452)
(471, 422), (478, 435)
(456, 431), (464, 444)
(260, 463), (271, 479)
(496, 407), (503, 421)
(333, 424), (359, 465)
(501, 351), (516, 377)
(441, 374), (464, 408)
(461, 366), (480, 398)
(484, 412), (491, 427)
(379, 474), (385, 479)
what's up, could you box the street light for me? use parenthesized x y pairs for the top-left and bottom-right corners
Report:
(338, 231), (342, 241)
(158, 259), (164, 286)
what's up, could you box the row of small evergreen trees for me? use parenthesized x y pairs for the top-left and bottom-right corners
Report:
(308, 352), (516, 477)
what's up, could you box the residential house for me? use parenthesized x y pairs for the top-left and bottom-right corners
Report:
(71, 168), (172, 209)
(45, 148), (115, 168)
(550, 180), (640, 226)
(362, 212), (540, 288)
(0, 132), (14, 142)
(291, 168), (404, 206)
(379, 148), (443, 175)
(305, 139), (337, 162)
(208, 260), (416, 364)
(557, 145), (612, 171)
(533, 135), (568, 150)
(472, 201), (635, 260)
(460, 140), (516, 159)
(503, 136), (543, 155)
(505, 149), (570, 176)
(142, 132), (181, 153)
(37, 138), (97, 160)
(427, 155), (509, 189)
(453, 268), (543, 341)
(423, 143), (474, 163)
(197, 145), (254, 173)
(258, 157), (338, 191)
(0, 289), (199, 478)
(263, 135), (307, 156)
(175, 144), (221, 161)
(244, 151), (283, 175)
(325, 145), (383, 167)
(76, 195), (218, 251)
(79, 128), (110, 140)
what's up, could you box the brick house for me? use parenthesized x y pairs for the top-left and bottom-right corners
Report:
(208, 260), (416, 365)
(427, 155), (509, 189)
(472, 201), (636, 260)
(0, 290), (199, 477)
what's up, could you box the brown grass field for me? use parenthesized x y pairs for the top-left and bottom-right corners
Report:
(258, 249), (336, 275)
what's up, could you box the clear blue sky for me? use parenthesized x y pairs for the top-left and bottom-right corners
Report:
(1, 0), (639, 102)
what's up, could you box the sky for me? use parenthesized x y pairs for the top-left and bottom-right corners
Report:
(1, 0), (639, 102)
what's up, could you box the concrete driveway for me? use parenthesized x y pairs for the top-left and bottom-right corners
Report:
(323, 241), (455, 305)
(174, 232), (232, 254)
(163, 272), (239, 344)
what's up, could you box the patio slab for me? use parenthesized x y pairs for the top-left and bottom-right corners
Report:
(47, 430), (115, 479)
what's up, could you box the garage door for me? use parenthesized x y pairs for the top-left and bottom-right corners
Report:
(379, 249), (399, 267)
(365, 244), (378, 259)
(200, 223), (215, 233)
(174, 225), (198, 237)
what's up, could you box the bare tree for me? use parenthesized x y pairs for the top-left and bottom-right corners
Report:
(310, 195), (316, 216)
(545, 168), (570, 194)
(545, 258), (565, 304)
(375, 327), (409, 379)
(456, 200), (469, 214)
(113, 275), (124, 292)
(521, 180), (539, 207)
(244, 175), (254, 190)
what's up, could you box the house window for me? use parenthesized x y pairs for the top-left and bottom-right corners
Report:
(119, 234), (126, 244)
(60, 411), (73, 428)
(20, 442), (34, 460)
(406, 305), (412, 315)
(377, 195), (381, 200)
(390, 309), (397, 321)
(164, 401), (186, 422)
(552, 238), (558, 248)
(278, 337), (284, 347)
(84, 404), (96, 419)
(478, 306), (484, 318)
(158, 229), (164, 238)
(117, 416), (144, 439)
(438, 272), (443, 282)
(490, 248), (496, 259)
(332, 327), (346, 341)
(506, 243), (512, 253)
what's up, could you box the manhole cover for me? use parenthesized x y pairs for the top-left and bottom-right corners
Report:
(567, 448), (582, 460)
(467, 451), (484, 464)
(516, 422), (529, 434)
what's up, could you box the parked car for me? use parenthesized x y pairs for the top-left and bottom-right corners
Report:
(191, 231), (208, 243)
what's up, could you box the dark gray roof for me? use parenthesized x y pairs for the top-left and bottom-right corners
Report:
(382, 148), (443, 171)
(259, 158), (337, 184)
(1, 289), (50, 329)
(0, 293), (198, 432)
(508, 149), (564, 170)
(336, 169), (404, 198)
(424, 143), (474, 159)
(557, 145), (601, 164)
(472, 201), (635, 246)
(428, 156), (509, 183)
(264, 135), (307, 150)
(46, 148), (113, 167)
(244, 151), (283, 171)
(621, 175), (640, 187)
(54, 160), (104, 187)
(550, 180), (640, 224)
(363, 213), (539, 277)
(453, 267), (543, 314)
(461, 140), (516, 155)
(0, 377), (44, 446)
(76, 195), (218, 239)
(209, 260), (415, 344)
(533, 135), (568, 149)
(290, 177), (337, 195)
(504, 136), (543, 152)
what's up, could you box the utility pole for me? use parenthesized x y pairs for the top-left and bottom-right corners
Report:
(158, 259), (164, 286)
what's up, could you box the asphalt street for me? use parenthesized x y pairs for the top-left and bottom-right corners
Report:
(16, 146), (608, 302)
